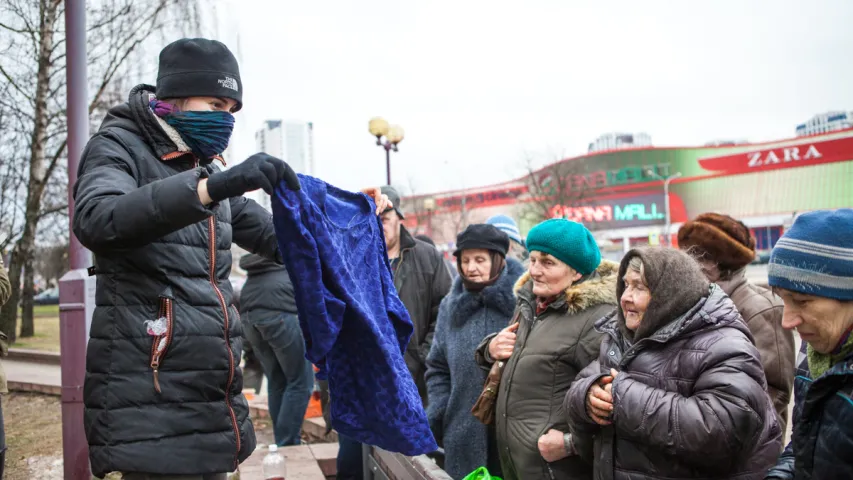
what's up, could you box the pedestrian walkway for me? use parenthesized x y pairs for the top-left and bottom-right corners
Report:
(240, 444), (336, 479)
(4, 358), (61, 394)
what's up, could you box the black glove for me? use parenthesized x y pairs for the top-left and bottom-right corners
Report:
(206, 153), (300, 202)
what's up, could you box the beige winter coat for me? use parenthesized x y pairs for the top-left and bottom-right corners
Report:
(717, 268), (795, 433)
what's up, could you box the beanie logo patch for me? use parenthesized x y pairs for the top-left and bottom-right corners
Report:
(218, 76), (239, 92)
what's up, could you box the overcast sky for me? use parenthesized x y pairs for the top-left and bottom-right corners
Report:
(207, 0), (853, 195)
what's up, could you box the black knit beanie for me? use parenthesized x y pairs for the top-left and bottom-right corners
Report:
(454, 224), (510, 258)
(156, 38), (243, 111)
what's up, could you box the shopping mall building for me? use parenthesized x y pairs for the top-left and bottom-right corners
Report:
(400, 127), (853, 261)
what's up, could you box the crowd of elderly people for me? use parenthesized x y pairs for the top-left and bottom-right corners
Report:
(425, 208), (853, 479)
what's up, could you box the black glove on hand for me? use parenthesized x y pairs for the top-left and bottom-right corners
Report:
(206, 153), (300, 202)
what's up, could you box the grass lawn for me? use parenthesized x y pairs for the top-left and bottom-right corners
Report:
(3, 391), (271, 479)
(28, 305), (60, 318)
(4, 392), (124, 480)
(12, 305), (60, 352)
(4, 392), (63, 480)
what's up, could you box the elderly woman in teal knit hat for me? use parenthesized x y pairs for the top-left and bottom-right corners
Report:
(766, 209), (853, 480)
(475, 218), (618, 480)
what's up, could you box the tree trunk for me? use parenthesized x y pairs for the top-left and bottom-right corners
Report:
(19, 253), (36, 338)
(0, 247), (20, 344)
(0, 0), (61, 345)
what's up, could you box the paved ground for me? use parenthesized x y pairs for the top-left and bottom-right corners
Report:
(239, 444), (335, 479)
(4, 358), (61, 387)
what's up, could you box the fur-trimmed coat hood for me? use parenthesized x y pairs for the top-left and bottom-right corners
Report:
(513, 259), (619, 314)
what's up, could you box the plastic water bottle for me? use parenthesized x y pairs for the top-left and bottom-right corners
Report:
(262, 444), (286, 480)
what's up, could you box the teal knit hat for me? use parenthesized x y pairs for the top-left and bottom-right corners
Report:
(526, 219), (601, 275)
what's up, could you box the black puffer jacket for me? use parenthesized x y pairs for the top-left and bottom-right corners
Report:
(238, 253), (297, 317)
(74, 85), (279, 477)
(765, 344), (853, 480)
(566, 249), (781, 480)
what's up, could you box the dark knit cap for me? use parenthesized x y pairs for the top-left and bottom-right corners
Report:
(618, 247), (710, 341)
(380, 186), (405, 219)
(677, 213), (756, 271)
(156, 38), (243, 111)
(454, 224), (510, 257)
(526, 219), (600, 275)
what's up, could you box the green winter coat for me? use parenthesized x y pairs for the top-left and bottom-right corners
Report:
(476, 260), (618, 480)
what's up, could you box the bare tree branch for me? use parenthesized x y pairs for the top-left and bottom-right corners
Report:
(0, 63), (35, 104)
(0, 0), (203, 342)
(38, 203), (68, 219)
(0, 21), (35, 35)
(43, 139), (67, 183)
(86, 4), (132, 32)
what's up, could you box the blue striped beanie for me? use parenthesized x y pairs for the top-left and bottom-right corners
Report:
(768, 209), (853, 301)
(486, 214), (523, 245)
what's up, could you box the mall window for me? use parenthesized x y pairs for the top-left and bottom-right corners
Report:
(751, 226), (784, 251)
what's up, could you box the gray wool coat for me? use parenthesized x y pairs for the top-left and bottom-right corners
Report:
(426, 258), (525, 480)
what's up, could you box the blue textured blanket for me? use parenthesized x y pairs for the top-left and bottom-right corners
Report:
(270, 175), (437, 456)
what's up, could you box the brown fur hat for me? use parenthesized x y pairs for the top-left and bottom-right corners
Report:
(677, 213), (756, 271)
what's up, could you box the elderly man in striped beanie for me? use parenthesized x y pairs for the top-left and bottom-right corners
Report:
(486, 214), (528, 263)
(766, 208), (853, 480)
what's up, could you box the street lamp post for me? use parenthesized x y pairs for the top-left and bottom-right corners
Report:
(423, 197), (436, 237)
(62, 1), (94, 478)
(368, 117), (405, 185)
(646, 170), (682, 246)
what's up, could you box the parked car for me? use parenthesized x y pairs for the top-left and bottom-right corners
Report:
(33, 287), (59, 305)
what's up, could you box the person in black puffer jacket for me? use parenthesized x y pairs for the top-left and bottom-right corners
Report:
(566, 247), (781, 479)
(74, 39), (388, 479)
(239, 254), (313, 447)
